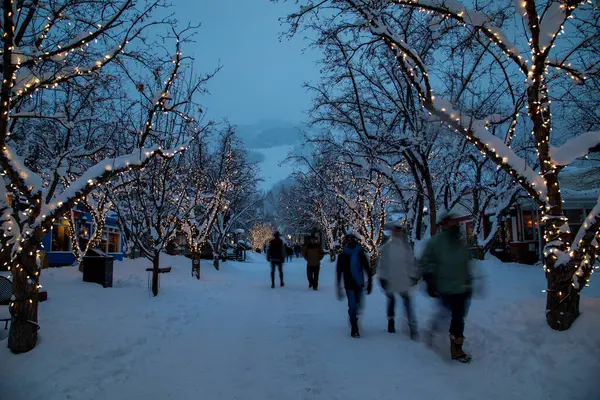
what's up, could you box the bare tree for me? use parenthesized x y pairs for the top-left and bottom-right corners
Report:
(206, 132), (261, 269)
(113, 55), (213, 295)
(181, 127), (236, 278)
(115, 154), (189, 296)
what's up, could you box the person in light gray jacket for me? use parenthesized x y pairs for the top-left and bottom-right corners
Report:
(378, 222), (419, 339)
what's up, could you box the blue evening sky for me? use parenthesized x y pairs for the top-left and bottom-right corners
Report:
(168, 0), (321, 126)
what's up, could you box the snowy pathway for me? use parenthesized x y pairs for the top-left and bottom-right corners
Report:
(1, 254), (599, 400)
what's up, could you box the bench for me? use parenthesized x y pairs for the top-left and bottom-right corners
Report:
(145, 267), (172, 293)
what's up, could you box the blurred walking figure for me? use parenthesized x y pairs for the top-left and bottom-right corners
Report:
(267, 231), (286, 289)
(378, 222), (419, 339)
(303, 237), (325, 290)
(286, 244), (294, 262)
(420, 213), (473, 363)
(336, 234), (373, 338)
(294, 244), (301, 258)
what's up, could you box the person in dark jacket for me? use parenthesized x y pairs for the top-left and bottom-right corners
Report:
(420, 213), (473, 363)
(336, 234), (373, 338)
(267, 232), (286, 288)
(303, 237), (325, 290)
(285, 244), (294, 262)
(294, 244), (301, 258)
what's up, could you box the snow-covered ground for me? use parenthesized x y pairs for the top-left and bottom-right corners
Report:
(1, 254), (599, 400)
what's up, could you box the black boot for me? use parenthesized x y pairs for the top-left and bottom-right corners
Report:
(270, 269), (275, 289)
(280, 281), (285, 287)
(388, 318), (396, 333)
(350, 318), (360, 338)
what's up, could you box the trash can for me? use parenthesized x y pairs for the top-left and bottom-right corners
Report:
(82, 248), (113, 288)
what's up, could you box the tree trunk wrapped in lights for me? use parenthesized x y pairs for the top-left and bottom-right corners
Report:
(67, 194), (110, 272)
(191, 251), (201, 278)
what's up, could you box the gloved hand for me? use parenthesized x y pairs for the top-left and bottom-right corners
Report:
(379, 278), (388, 292)
(367, 279), (373, 295)
(423, 273), (438, 298)
(427, 285), (438, 298)
(337, 287), (344, 301)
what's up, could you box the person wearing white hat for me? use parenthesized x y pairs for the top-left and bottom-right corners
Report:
(377, 221), (419, 339)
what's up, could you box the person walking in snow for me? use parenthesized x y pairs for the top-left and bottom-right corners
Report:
(378, 222), (419, 339)
(336, 234), (373, 338)
(420, 213), (473, 363)
(294, 244), (301, 258)
(267, 231), (286, 288)
(286, 244), (294, 263)
(303, 236), (325, 290)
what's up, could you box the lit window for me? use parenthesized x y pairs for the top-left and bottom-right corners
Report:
(51, 220), (71, 252)
(522, 211), (537, 241)
(78, 223), (91, 249)
(105, 227), (121, 253)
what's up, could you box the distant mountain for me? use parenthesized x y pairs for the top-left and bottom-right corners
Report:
(236, 120), (317, 191)
(246, 150), (265, 164)
(236, 119), (304, 148)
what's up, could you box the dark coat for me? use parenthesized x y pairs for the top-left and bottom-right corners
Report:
(420, 230), (472, 295)
(303, 242), (325, 266)
(267, 238), (286, 263)
(336, 246), (372, 290)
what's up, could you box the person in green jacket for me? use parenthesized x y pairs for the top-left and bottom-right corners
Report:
(420, 213), (472, 363)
